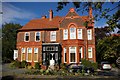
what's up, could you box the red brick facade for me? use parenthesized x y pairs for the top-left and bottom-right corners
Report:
(16, 8), (96, 66)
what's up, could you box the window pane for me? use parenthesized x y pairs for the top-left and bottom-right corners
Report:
(25, 32), (29, 41)
(63, 29), (68, 40)
(64, 48), (67, 62)
(50, 31), (56, 41)
(70, 27), (76, 39)
(70, 53), (75, 62)
(69, 47), (76, 62)
(34, 48), (38, 53)
(87, 29), (92, 40)
(78, 29), (82, 39)
(88, 47), (92, 58)
(36, 32), (40, 41)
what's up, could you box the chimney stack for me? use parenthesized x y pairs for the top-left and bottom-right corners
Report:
(89, 6), (93, 19)
(49, 9), (53, 21)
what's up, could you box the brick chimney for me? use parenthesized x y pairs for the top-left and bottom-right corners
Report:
(89, 6), (93, 19)
(49, 9), (53, 21)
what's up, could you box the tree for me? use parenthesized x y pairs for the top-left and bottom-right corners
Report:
(2, 23), (21, 62)
(96, 35), (120, 63)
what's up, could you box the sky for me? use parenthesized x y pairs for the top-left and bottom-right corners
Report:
(1, 2), (119, 28)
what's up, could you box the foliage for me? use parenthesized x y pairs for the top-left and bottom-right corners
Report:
(81, 59), (98, 70)
(2, 23), (21, 62)
(21, 60), (27, 68)
(9, 60), (21, 68)
(96, 36), (120, 63)
(34, 62), (41, 69)
(60, 63), (67, 70)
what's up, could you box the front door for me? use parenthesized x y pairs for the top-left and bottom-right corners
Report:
(49, 53), (55, 65)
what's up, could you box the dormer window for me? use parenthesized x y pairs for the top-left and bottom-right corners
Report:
(24, 32), (30, 42)
(35, 32), (41, 42)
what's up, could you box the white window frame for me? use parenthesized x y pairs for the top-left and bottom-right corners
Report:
(24, 32), (30, 42)
(21, 48), (25, 61)
(70, 27), (76, 39)
(35, 32), (41, 42)
(87, 29), (92, 40)
(69, 47), (77, 63)
(88, 47), (92, 58)
(34, 48), (38, 62)
(63, 29), (68, 40)
(64, 48), (67, 63)
(27, 48), (32, 62)
(50, 31), (56, 41)
(77, 29), (82, 39)
(80, 47), (83, 58)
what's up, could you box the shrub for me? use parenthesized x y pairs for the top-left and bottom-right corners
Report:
(21, 60), (27, 68)
(10, 60), (21, 68)
(91, 62), (98, 70)
(112, 63), (116, 68)
(34, 62), (40, 69)
(81, 59), (92, 68)
(81, 59), (98, 70)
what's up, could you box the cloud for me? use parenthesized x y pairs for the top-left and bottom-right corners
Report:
(2, 2), (37, 24)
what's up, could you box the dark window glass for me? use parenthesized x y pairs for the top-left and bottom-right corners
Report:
(36, 32), (40, 41)
(70, 53), (75, 62)
(25, 33), (29, 41)
(65, 53), (67, 62)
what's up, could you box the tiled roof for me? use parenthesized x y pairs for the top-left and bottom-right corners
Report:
(19, 16), (64, 31)
(19, 8), (90, 31)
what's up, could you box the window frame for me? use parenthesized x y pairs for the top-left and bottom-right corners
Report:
(64, 48), (67, 63)
(77, 29), (82, 39)
(88, 47), (92, 58)
(35, 32), (41, 42)
(70, 27), (76, 39)
(63, 29), (68, 40)
(34, 48), (38, 62)
(50, 31), (56, 41)
(69, 47), (77, 63)
(27, 48), (32, 62)
(21, 48), (25, 61)
(87, 29), (92, 40)
(24, 32), (30, 42)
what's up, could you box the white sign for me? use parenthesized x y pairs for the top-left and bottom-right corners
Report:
(14, 50), (18, 60)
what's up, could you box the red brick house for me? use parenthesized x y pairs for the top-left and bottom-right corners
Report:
(14, 8), (96, 67)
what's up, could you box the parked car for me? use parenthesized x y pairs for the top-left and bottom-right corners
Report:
(100, 61), (112, 70)
(66, 63), (94, 73)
